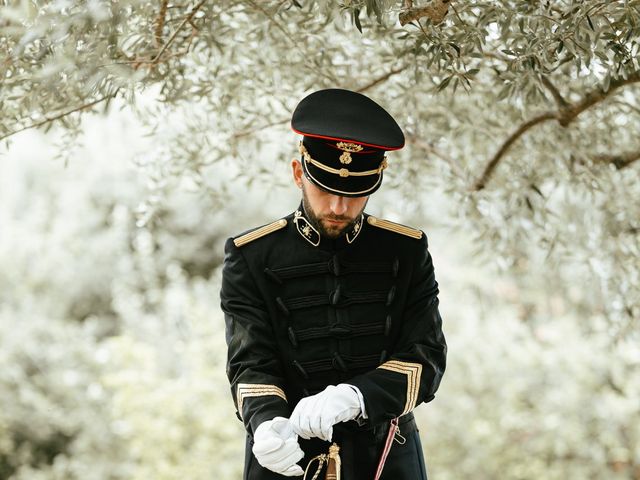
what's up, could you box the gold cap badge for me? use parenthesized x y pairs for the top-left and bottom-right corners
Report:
(336, 142), (363, 165)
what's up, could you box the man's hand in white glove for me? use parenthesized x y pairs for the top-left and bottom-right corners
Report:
(289, 384), (362, 442)
(252, 417), (304, 477)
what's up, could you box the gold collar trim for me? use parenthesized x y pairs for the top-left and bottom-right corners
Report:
(294, 209), (321, 246)
(346, 214), (364, 244)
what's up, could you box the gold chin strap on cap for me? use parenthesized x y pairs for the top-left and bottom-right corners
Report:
(299, 142), (387, 178)
(303, 443), (341, 480)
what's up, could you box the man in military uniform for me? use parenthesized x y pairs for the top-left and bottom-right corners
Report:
(221, 88), (447, 479)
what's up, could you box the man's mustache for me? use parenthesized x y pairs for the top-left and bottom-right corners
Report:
(322, 215), (352, 222)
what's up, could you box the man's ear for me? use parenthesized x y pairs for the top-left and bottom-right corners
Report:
(291, 159), (303, 188)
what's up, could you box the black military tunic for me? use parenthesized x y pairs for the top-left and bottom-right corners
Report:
(221, 205), (447, 479)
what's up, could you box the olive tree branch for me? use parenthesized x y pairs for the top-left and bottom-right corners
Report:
(246, 0), (295, 46)
(231, 64), (410, 140)
(473, 112), (556, 190)
(104, 0), (204, 70)
(0, 92), (118, 142)
(474, 70), (640, 190)
(231, 117), (289, 140)
(540, 75), (568, 108)
(557, 70), (640, 126)
(399, 0), (451, 26)
(407, 136), (466, 178)
(356, 64), (410, 92)
(154, 0), (170, 48)
(592, 150), (640, 170)
(450, 3), (467, 26)
(151, 0), (206, 64)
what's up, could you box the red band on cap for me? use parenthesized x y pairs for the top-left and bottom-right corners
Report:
(291, 127), (404, 151)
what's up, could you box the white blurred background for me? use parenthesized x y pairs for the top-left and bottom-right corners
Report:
(2, 1), (640, 478)
(2, 102), (637, 480)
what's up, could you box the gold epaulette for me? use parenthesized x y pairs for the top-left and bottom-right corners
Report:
(233, 219), (288, 247)
(366, 216), (423, 239)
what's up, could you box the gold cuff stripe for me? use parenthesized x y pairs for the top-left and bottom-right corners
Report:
(377, 360), (423, 415)
(367, 216), (423, 239)
(237, 383), (288, 420)
(300, 142), (387, 178)
(234, 219), (288, 247)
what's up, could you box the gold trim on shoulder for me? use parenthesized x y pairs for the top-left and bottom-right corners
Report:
(233, 219), (287, 247)
(366, 216), (422, 239)
(237, 383), (288, 420)
(377, 360), (423, 415)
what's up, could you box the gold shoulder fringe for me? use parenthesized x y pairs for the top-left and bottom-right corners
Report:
(366, 216), (423, 239)
(233, 219), (288, 247)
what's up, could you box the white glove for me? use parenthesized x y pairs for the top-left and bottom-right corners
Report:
(289, 384), (362, 442)
(252, 417), (304, 477)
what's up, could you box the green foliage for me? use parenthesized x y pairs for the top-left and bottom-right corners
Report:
(425, 300), (640, 480)
(0, 149), (247, 479)
(1, 1), (640, 478)
(2, 1), (638, 330)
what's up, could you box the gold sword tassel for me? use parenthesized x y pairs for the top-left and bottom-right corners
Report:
(303, 443), (341, 480)
(326, 443), (341, 480)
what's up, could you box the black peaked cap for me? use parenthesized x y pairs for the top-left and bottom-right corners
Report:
(291, 89), (405, 197)
(291, 89), (404, 149)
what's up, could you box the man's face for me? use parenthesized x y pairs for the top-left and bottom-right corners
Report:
(293, 161), (369, 239)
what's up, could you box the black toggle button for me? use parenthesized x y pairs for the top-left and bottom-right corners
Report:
(384, 315), (392, 336)
(330, 285), (342, 305)
(263, 268), (283, 285)
(379, 350), (388, 364)
(392, 258), (400, 278)
(276, 297), (290, 316)
(329, 255), (341, 276)
(332, 352), (348, 372)
(293, 360), (309, 379)
(385, 286), (396, 306)
(329, 324), (352, 337)
(288, 327), (298, 348)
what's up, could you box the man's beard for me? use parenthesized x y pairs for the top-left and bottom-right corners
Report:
(301, 184), (366, 239)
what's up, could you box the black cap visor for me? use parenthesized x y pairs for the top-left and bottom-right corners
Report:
(301, 155), (383, 197)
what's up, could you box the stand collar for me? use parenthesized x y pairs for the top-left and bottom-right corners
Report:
(293, 203), (364, 249)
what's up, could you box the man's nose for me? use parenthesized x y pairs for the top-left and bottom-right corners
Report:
(329, 195), (348, 216)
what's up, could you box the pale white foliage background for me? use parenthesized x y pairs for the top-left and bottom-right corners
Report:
(1, 104), (638, 480)
(1, 1), (640, 479)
